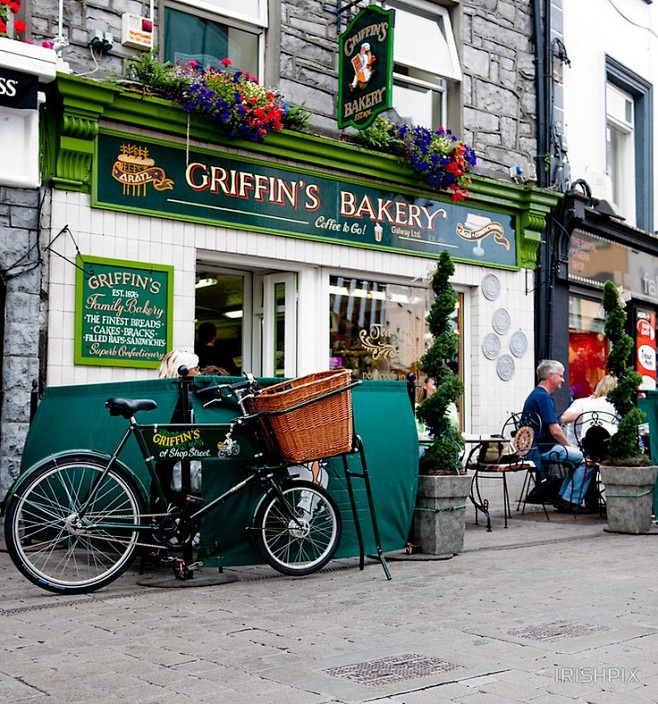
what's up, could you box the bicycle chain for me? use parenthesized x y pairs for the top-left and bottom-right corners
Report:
(70, 511), (188, 550)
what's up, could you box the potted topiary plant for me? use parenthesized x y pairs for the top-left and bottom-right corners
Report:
(599, 280), (657, 534)
(413, 251), (471, 556)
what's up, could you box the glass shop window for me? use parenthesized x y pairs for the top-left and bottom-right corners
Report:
(329, 274), (462, 382)
(568, 294), (608, 401)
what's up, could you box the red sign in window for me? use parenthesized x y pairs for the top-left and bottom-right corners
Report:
(636, 310), (656, 391)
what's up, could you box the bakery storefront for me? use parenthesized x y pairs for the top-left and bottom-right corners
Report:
(45, 74), (559, 435)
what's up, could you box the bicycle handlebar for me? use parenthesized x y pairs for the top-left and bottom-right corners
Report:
(195, 372), (259, 402)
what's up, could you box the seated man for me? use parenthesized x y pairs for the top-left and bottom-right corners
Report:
(522, 359), (590, 512)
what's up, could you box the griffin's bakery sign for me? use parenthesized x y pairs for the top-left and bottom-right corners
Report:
(95, 132), (517, 267)
(75, 255), (173, 367)
(337, 6), (394, 130)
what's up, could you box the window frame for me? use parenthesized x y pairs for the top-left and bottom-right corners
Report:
(385, 0), (462, 128)
(605, 56), (654, 232)
(168, 0), (268, 28)
(163, 1), (266, 79)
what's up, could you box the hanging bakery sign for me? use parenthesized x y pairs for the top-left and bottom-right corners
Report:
(337, 5), (395, 130)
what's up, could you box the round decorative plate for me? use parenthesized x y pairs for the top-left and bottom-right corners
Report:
(492, 308), (511, 335)
(496, 354), (515, 382)
(509, 330), (528, 358)
(481, 273), (501, 301)
(482, 332), (501, 360)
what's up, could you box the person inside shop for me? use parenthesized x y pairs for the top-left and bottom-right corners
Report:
(522, 359), (588, 513)
(559, 374), (619, 509)
(195, 322), (239, 375)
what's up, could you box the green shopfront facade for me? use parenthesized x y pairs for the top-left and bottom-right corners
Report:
(44, 74), (559, 436)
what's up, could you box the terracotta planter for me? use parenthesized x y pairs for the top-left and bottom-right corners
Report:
(413, 474), (471, 556)
(600, 465), (658, 534)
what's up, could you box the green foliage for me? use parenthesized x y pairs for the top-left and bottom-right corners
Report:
(351, 117), (404, 152)
(121, 49), (180, 93)
(602, 280), (646, 461)
(282, 102), (311, 132)
(112, 49), (310, 137)
(416, 251), (464, 474)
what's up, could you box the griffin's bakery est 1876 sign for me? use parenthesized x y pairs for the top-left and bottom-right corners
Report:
(337, 5), (394, 130)
(75, 255), (173, 367)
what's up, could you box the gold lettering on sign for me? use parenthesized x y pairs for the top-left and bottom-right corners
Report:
(112, 145), (174, 196)
(358, 324), (396, 359)
(456, 220), (509, 250)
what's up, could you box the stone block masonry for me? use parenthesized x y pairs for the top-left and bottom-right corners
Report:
(0, 186), (45, 494)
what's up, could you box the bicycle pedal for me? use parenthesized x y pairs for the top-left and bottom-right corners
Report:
(172, 558), (203, 581)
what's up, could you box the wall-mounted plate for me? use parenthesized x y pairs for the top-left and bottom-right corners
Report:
(481, 273), (501, 301)
(482, 332), (501, 360)
(496, 354), (515, 382)
(510, 330), (528, 358)
(492, 308), (511, 335)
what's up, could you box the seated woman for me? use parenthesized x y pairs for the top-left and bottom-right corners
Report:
(558, 374), (618, 510)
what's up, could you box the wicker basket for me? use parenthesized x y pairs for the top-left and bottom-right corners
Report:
(249, 370), (353, 463)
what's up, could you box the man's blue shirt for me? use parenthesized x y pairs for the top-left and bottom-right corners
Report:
(523, 386), (558, 449)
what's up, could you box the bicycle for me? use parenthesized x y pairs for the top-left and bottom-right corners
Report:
(3, 372), (351, 595)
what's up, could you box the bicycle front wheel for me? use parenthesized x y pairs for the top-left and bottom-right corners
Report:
(4, 455), (144, 595)
(254, 480), (342, 576)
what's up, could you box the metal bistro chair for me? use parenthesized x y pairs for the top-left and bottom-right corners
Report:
(572, 410), (619, 514)
(466, 412), (540, 531)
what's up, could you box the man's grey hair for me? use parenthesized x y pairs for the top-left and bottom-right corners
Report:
(536, 359), (564, 381)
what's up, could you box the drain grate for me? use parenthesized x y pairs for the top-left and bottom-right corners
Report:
(507, 620), (609, 641)
(325, 653), (464, 687)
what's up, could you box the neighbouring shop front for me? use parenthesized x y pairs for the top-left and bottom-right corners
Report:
(550, 192), (658, 404)
(42, 74), (559, 438)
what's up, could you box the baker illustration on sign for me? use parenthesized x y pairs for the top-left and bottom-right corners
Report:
(350, 42), (376, 92)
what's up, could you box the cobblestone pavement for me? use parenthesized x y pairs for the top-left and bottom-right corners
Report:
(1, 476), (657, 704)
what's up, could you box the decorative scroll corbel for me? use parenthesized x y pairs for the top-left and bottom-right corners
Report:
(53, 78), (120, 192)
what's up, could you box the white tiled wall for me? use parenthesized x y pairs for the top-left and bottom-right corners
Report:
(46, 191), (536, 435)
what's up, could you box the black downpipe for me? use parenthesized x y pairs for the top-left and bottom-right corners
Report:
(532, 0), (557, 368)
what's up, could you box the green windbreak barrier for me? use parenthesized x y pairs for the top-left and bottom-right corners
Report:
(638, 391), (658, 517)
(15, 377), (418, 566)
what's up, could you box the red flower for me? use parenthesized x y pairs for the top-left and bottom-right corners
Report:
(9, 0), (19, 13)
(14, 18), (25, 32)
(220, 58), (232, 67)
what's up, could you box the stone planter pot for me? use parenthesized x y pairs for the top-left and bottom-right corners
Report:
(413, 473), (471, 556)
(600, 464), (658, 534)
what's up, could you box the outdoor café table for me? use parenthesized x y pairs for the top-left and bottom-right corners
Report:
(463, 434), (525, 531)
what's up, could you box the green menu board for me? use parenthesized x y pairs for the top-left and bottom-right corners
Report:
(75, 255), (173, 367)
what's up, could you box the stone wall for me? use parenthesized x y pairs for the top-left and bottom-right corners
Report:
(462, 1), (538, 180)
(0, 187), (46, 494)
(25, 0), (538, 183)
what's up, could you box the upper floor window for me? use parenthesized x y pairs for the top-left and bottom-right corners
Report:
(605, 56), (653, 231)
(385, 0), (461, 128)
(606, 82), (635, 223)
(163, 0), (266, 76)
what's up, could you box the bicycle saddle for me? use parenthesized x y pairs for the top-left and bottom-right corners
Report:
(105, 397), (158, 418)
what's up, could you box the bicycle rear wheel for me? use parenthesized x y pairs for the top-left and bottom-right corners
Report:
(254, 479), (342, 576)
(4, 455), (144, 595)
